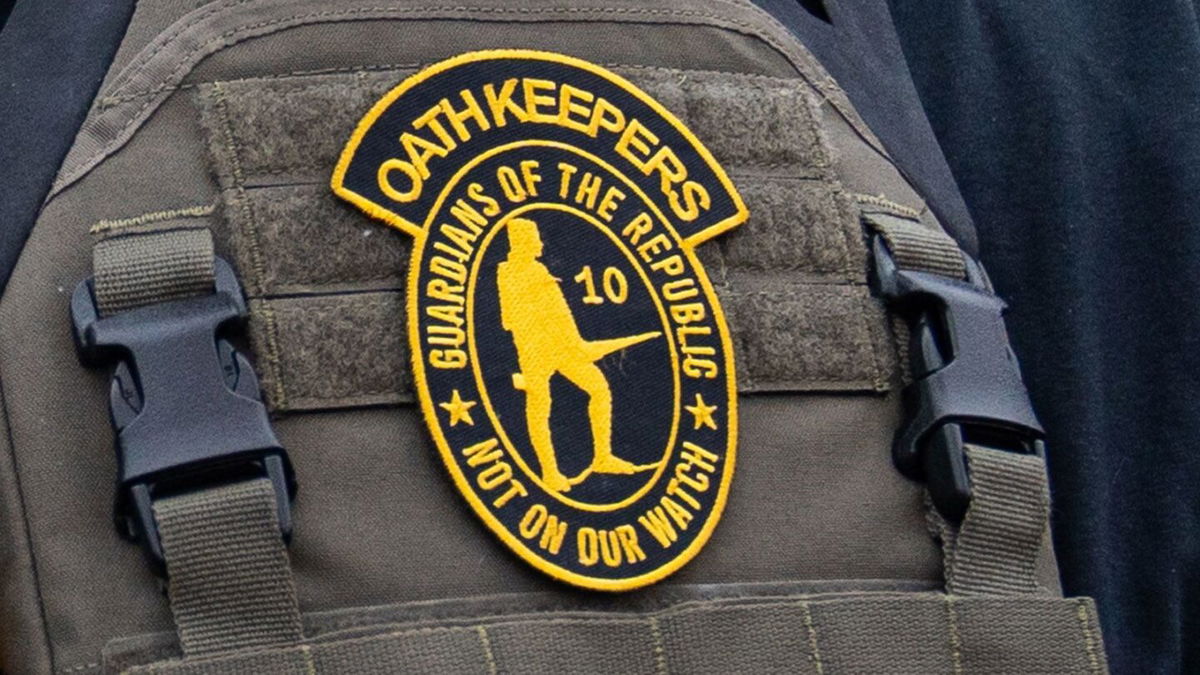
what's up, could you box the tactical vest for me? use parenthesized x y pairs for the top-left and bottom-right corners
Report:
(0, 1), (1108, 672)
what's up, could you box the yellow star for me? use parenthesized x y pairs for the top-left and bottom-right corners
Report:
(685, 393), (719, 430)
(439, 389), (477, 427)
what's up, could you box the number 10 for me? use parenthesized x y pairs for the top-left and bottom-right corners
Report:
(574, 266), (628, 304)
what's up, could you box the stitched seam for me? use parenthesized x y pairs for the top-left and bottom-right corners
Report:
(862, 294), (891, 392)
(240, 164), (332, 177)
(253, 300), (288, 408)
(285, 385), (407, 398)
(704, 0), (882, 152)
(299, 592), (938, 640)
(91, 205), (214, 234)
(649, 616), (668, 675)
(1031, 475), (1052, 594)
(267, 296), (400, 312)
(945, 595), (963, 675)
(214, 82), (287, 408)
(243, 160), (825, 181)
(111, 4), (781, 128)
(212, 83), (264, 290)
(285, 394), (411, 409)
(852, 192), (923, 219)
(827, 182), (863, 281)
(1076, 598), (1102, 673)
(800, 601), (824, 675)
(301, 644), (315, 675)
(845, 192), (896, 393)
(101, 62), (424, 108)
(58, 663), (100, 674)
(725, 281), (871, 295)
(476, 625), (498, 675)
(261, 272), (406, 288)
(105, 0), (253, 96)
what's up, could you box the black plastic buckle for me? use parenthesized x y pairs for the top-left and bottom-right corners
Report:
(871, 236), (1043, 524)
(71, 257), (295, 574)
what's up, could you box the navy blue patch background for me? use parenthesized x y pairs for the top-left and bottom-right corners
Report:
(473, 206), (676, 505)
(340, 55), (739, 239)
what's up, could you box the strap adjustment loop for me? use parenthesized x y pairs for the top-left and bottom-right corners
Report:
(71, 257), (295, 574)
(871, 236), (1044, 524)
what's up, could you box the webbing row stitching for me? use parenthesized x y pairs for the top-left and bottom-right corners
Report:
(648, 616), (668, 675)
(1076, 599), (1103, 674)
(945, 595), (963, 675)
(301, 644), (315, 675)
(476, 626), (497, 675)
(800, 601), (824, 675)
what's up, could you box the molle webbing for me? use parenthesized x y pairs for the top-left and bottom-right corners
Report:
(118, 593), (1107, 674)
(196, 67), (898, 412)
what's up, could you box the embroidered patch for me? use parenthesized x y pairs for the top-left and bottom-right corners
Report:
(332, 50), (747, 590)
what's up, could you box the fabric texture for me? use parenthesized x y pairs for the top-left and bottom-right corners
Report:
(934, 445), (1051, 596)
(0, 0), (1040, 671)
(863, 211), (966, 280)
(154, 479), (303, 657)
(0, 0), (135, 291)
(121, 593), (1107, 674)
(93, 226), (215, 316)
(195, 66), (898, 410)
(889, 2), (1200, 670)
(750, 0), (977, 254)
(863, 207), (1050, 598)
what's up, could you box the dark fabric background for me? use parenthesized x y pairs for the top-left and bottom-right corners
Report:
(1, 0), (1196, 672)
(751, 0), (979, 255)
(887, 2), (1200, 673)
(0, 1), (15, 33)
(760, 1), (1200, 672)
(0, 0), (134, 290)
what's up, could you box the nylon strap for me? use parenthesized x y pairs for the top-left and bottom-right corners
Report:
(153, 480), (303, 656)
(864, 213), (1053, 595)
(930, 445), (1052, 595)
(864, 212), (967, 279)
(90, 221), (303, 656)
(121, 593), (1107, 674)
(861, 212), (966, 384)
(93, 225), (214, 317)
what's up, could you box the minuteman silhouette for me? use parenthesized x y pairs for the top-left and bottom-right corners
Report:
(497, 217), (660, 493)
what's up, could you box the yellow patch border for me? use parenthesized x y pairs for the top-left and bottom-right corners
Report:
(333, 49), (745, 591)
(330, 48), (749, 248)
